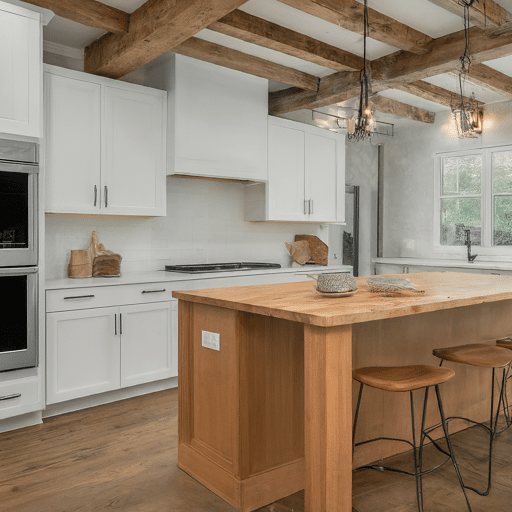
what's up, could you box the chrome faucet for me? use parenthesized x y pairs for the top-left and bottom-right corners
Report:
(464, 229), (477, 262)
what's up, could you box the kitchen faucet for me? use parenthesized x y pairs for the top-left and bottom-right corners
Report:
(464, 229), (477, 262)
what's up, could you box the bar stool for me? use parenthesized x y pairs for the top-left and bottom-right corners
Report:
(352, 365), (472, 512)
(495, 337), (512, 428)
(432, 343), (512, 496)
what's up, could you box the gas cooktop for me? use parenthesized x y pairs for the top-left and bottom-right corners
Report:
(164, 262), (281, 273)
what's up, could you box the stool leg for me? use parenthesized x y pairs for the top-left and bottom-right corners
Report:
(434, 385), (472, 512)
(417, 387), (430, 512)
(353, 383), (364, 459)
(409, 390), (423, 512)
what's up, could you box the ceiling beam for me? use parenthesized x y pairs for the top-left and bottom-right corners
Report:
(174, 37), (320, 91)
(84, 0), (250, 78)
(427, 0), (510, 29)
(458, 63), (512, 100)
(20, 0), (130, 34)
(276, 0), (433, 54)
(269, 23), (512, 114)
(208, 9), (364, 71)
(369, 95), (436, 124)
(396, 80), (484, 108)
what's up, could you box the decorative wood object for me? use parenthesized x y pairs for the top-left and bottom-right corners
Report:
(285, 240), (311, 265)
(295, 235), (328, 265)
(67, 250), (92, 279)
(92, 253), (122, 277)
(68, 231), (122, 278)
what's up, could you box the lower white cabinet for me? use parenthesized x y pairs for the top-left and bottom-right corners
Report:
(120, 302), (172, 388)
(46, 301), (174, 405)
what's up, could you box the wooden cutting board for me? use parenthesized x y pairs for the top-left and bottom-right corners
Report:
(295, 234), (328, 265)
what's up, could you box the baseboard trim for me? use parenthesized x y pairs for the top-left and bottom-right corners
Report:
(178, 442), (304, 512)
(43, 377), (177, 418)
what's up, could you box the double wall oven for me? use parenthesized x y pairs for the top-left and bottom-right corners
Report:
(0, 139), (39, 372)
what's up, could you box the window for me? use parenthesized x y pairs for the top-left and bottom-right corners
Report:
(435, 146), (512, 253)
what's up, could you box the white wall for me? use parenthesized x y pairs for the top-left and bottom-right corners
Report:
(383, 101), (512, 261)
(45, 177), (328, 280)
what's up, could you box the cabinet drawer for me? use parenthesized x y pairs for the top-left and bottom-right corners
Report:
(0, 376), (41, 420)
(46, 283), (175, 312)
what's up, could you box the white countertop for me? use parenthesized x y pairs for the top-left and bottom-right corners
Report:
(45, 264), (352, 290)
(373, 257), (512, 271)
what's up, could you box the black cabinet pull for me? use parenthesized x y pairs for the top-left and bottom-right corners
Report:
(94, 185), (97, 207)
(142, 289), (166, 294)
(64, 295), (95, 300)
(0, 393), (21, 401)
(120, 313), (123, 335)
(104, 186), (108, 207)
(115, 314), (117, 336)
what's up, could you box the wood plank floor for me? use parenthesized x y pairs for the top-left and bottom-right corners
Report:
(1, 388), (511, 511)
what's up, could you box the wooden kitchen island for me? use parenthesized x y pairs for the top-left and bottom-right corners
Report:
(172, 272), (512, 512)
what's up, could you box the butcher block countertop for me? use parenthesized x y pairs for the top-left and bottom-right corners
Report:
(172, 272), (512, 327)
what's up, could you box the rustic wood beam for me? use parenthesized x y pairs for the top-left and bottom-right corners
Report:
(208, 9), (364, 71)
(84, 0), (250, 78)
(396, 80), (484, 108)
(457, 63), (512, 100)
(427, 0), (510, 29)
(277, 0), (433, 54)
(270, 23), (512, 114)
(369, 95), (436, 124)
(20, 0), (130, 34)
(174, 37), (320, 91)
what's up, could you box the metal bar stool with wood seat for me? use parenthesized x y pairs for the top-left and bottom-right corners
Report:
(432, 343), (512, 497)
(495, 337), (512, 429)
(352, 365), (472, 512)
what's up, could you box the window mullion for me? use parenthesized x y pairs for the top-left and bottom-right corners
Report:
(483, 149), (493, 247)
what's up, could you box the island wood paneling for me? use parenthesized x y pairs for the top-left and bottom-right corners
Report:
(175, 274), (512, 512)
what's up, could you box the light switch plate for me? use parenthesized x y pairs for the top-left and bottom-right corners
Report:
(202, 330), (220, 351)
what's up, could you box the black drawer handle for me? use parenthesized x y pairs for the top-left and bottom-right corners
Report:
(142, 289), (166, 294)
(63, 295), (95, 300)
(0, 393), (21, 401)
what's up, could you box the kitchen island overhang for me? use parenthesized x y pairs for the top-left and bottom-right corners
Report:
(173, 273), (512, 512)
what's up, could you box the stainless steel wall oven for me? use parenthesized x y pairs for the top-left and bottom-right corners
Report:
(0, 139), (39, 372)
(0, 139), (38, 267)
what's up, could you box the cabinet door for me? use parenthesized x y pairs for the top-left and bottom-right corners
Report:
(0, 9), (40, 137)
(120, 302), (172, 388)
(46, 307), (120, 404)
(45, 73), (101, 213)
(305, 133), (337, 222)
(267, 123), (306, 221)
(102, 86), (165, 216)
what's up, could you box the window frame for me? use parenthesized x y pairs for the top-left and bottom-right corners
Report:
(434, 144), (512, 257)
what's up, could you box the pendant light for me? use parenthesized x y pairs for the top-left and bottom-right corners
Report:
(451, 0), (483, 138)
(347, 0), (376, 142)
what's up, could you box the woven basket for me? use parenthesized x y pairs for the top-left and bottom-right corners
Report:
(308, 273), (357, 293)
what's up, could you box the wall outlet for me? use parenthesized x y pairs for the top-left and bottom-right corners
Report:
(202, 330), (220, 351)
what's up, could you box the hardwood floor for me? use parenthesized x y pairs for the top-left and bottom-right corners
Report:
(1, 388), (512, 511)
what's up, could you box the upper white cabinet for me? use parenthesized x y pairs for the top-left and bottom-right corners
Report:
(146, 54), (268, 181)
(44, 65), (166, 216)
(0, 2), (41, 138)
(245, 116), (345, 223)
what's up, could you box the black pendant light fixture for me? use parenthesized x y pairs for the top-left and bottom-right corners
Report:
(451, 0), (483, 138)
(347, 0), (376, 142)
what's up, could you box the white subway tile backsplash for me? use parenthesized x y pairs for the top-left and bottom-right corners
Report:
(45, 178), (330, 279)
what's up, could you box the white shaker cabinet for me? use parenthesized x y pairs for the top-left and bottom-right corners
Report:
(45, 73), (101, 214)
(0, 2), (41, 138)
(245, 116), (345, 223)
(46, 307), (120, 404)
(46, 284), (176, 405)
(44, 65), (166, 216)
(120, 302), (172, 388)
